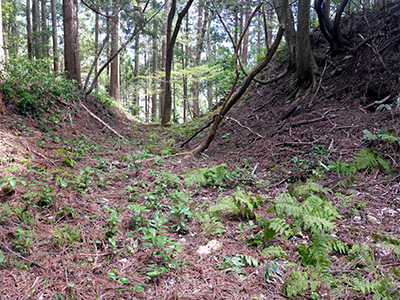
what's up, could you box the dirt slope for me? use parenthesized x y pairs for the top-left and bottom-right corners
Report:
(0, 3), (400, 300)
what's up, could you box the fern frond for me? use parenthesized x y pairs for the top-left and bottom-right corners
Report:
(380, 241), (400, 257)
(329, 239), (349, 254)
(290, 182), (331, 199)
(351, 148), (391, 174)
(273, 192), (301, 217)
(184, 164), (228, 187)
(261, 245), (288, 259)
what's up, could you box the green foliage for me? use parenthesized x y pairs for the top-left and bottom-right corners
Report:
(351, 148), (391, 174)
(168, 200), (193, 233)
(261, 245), (288, 259)
(218, 254), (260, 274)
(184, 164), (229, 187)
(284, 269), (319, 298)
(265, 182), (342, 278)
(53, 225), (82, 245)
(263, 261), (285, 284)
(1, 58), (84, 116)
(199, 212), (226, 235)
(14, 226), (34, 252)
(347, 276), (399, 300)
(208, 191), (263, 220)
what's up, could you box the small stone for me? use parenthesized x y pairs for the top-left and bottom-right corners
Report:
(353, 216), (361, 222)
(366, 215), (378, 224)
(196, 240), (223, 256)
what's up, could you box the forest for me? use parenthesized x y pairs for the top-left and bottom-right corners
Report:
(0, 0), (400, 299)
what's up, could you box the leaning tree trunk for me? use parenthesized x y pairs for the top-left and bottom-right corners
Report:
(190, 0), (287, 156)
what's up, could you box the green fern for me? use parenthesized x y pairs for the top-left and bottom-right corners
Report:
(271, 192), (302, 218)
(263, 217), (292, 242)
(348, 276), (399, 300)
(266, 182), (342, 276)
(199, 213), (225, 235)
(209, 191), (263, 220)
(364, 129), (400, 145)
(284, 269), (319, 298)
(261, 245), (288, 259)
(351, 148), (391, 174)
(184, 164), (229, 187)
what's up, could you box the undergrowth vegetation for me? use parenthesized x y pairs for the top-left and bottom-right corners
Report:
(1, 59), (400, 297)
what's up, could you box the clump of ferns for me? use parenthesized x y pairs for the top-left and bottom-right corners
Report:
(262, 182), (348, 278)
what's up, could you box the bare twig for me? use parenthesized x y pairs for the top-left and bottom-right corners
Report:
(309, 60), (329, 107)
(225, 116), (265, 138)
(2, 244), (44, 269)
(81, 104), (128, 141)
(365, 94), (391, 109)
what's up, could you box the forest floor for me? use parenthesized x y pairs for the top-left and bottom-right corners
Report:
(1, 3), (400, 300)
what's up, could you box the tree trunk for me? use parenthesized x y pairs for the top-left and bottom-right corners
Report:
(63, 0), (81, 85)
(159, 0), (169, 119)
(94, 0), (99, 90)
(161, 0), (194, 125)
(206, 15), (213, 109)
(192, 1), (209, 116)
(133, 33), (140, 111)
(151, 24), (158, 122)
(273, 0), (296, 65)
(296, 0), (316, 90)
(51, 0), (58, 71)
(32, 0), (40, 58)
(27, 0), (33, 59)
(0, 0), (3, 113)
(110, 9), (121, 102)
(41, 0), (49, 57)
(242, 3), (250, 63)
(190, 0), (288, 156)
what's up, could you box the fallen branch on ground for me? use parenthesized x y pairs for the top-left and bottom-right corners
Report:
(81, 104), (128, 142)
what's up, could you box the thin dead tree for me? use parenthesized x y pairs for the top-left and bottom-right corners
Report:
(189, 0), (288, 156)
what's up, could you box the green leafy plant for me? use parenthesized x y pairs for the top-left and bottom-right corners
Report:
(184, 164), (229, 187)
(14, 226), (34, 252)
(1, 57), (84, 116)
(168, 200), (193, 233)
(53, 225), (82, 245)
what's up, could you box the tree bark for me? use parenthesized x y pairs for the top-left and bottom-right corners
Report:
(110, 9), (121, 102)
(41, 0), (49, 57)
(190, 1), (286, 155)
(192, 1), (209, 116)
(32, 0), (40, 58)
(296, 0), (316, 89)
(133, 33), (140, 110)
(315, 0), (349, 54)
(161, 0), (195, 125)
(159, 0), (169, 119)
(51, 0), (58, 71)
(27, 0), (33, 59)
(242, 2), (250, 63)
(93, 1), (99, 90)
(63, 0), (81, 85)
(206, 14), (213, 109)
(151, 23), (158, 122)
(273, 0), (296, 65)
